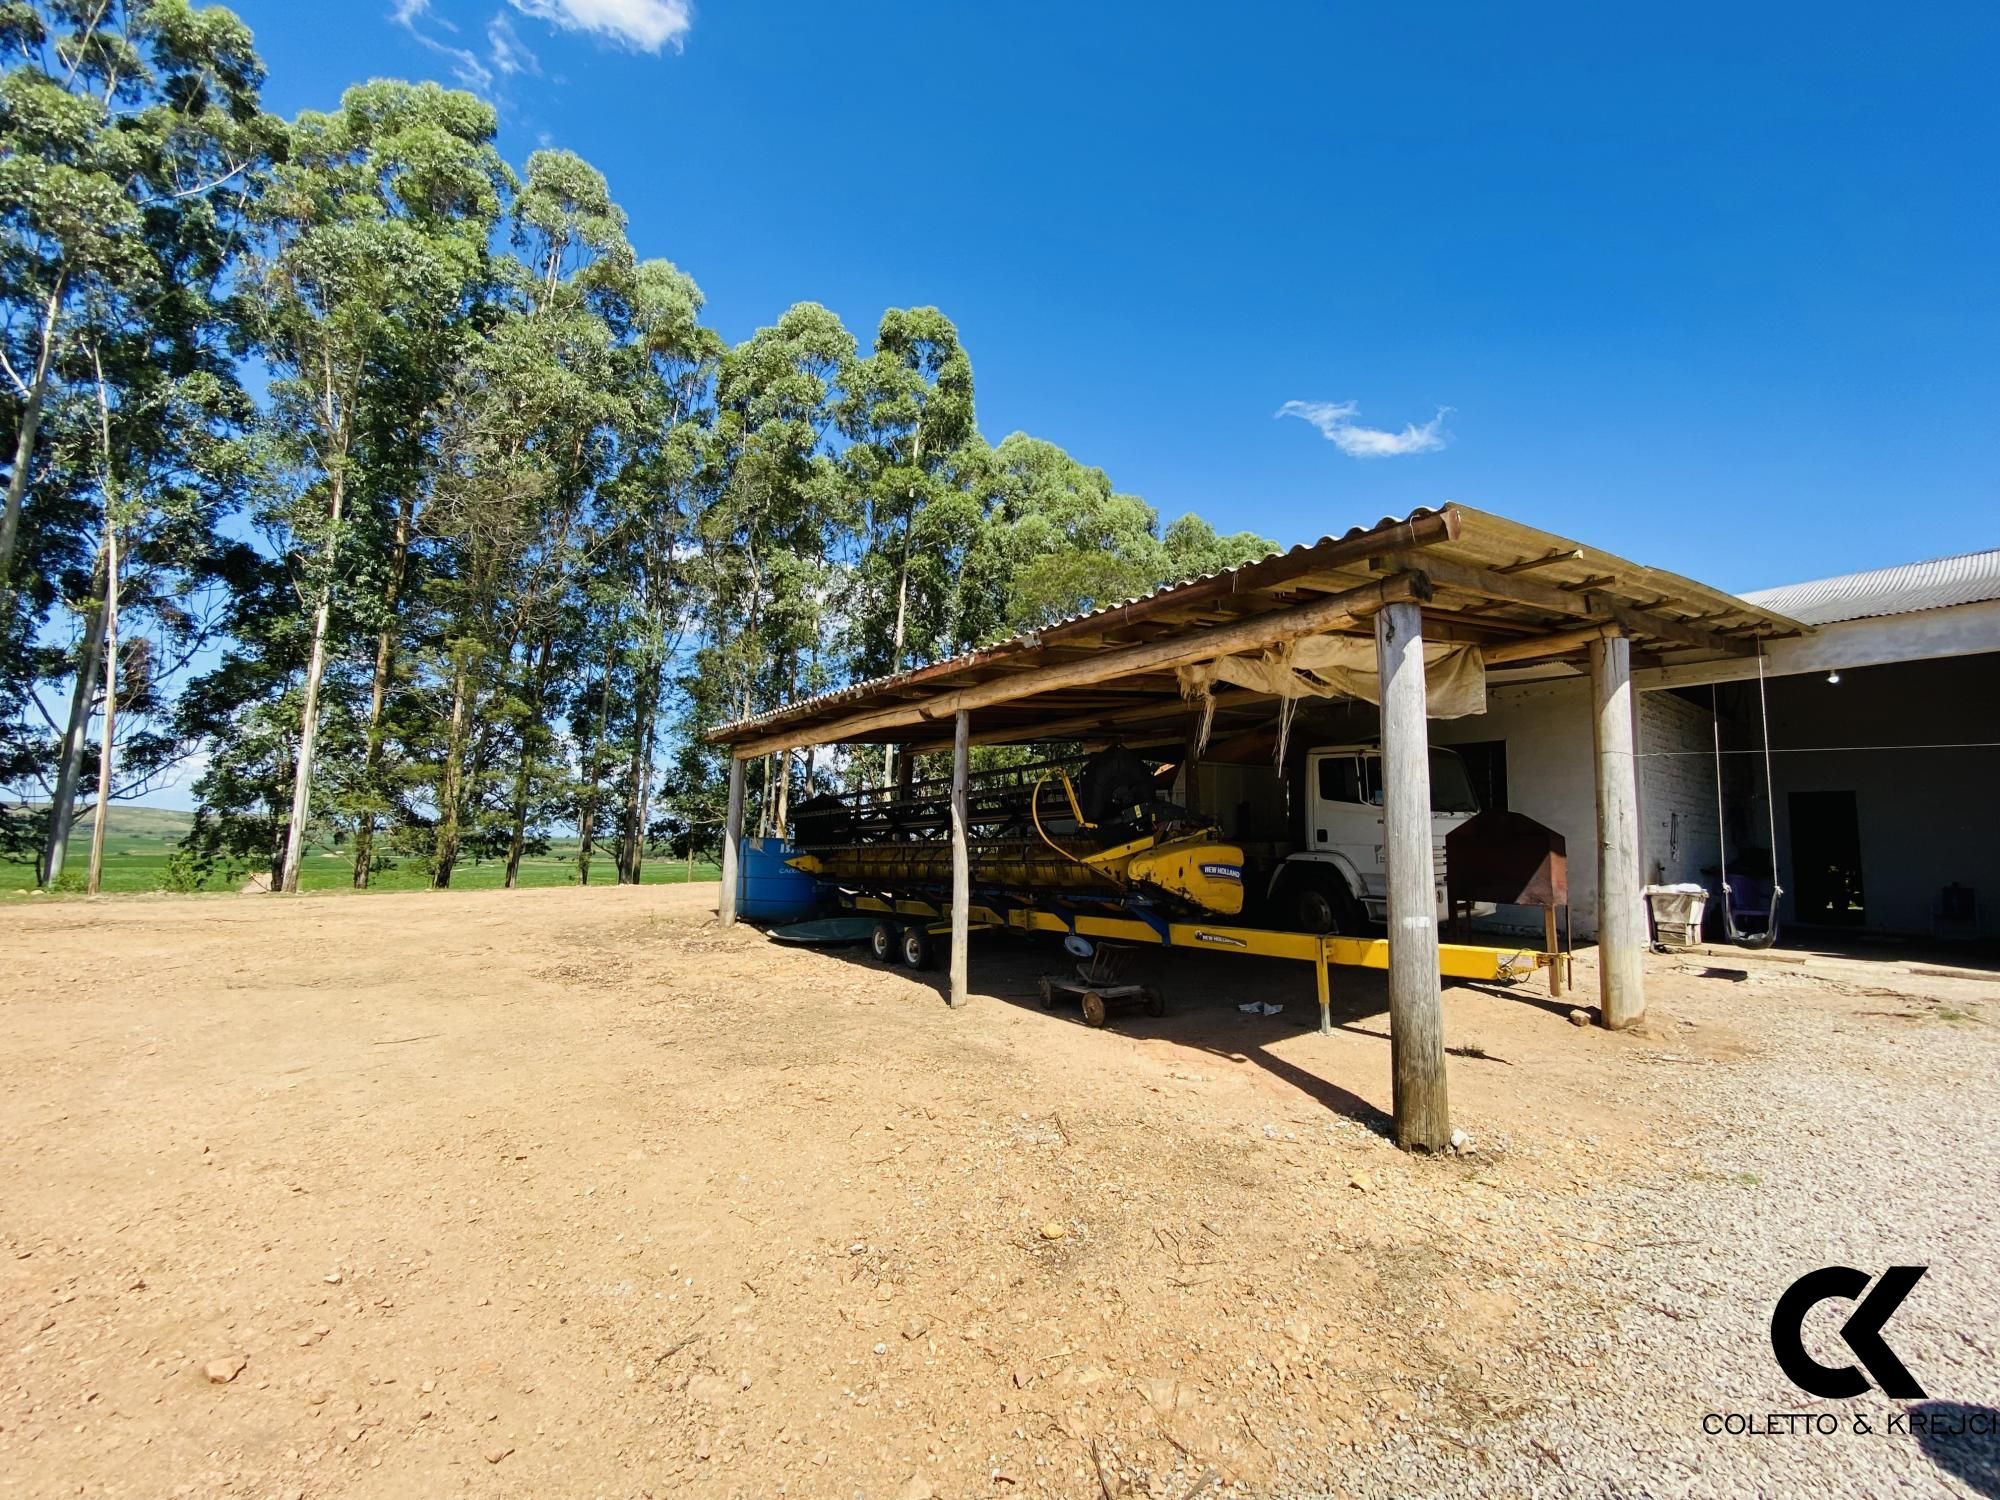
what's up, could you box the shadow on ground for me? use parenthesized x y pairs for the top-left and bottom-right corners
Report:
(1910, 1403), (2000, 1498)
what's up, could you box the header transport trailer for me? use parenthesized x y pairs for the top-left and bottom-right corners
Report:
(782, 745), (1567, 1034)
(706, 505), (1809, 1152)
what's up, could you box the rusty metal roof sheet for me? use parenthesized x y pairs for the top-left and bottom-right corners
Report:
(1741, 548), (2000, 627)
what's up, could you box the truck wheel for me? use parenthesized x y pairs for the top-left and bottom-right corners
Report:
(1293, 876), (1360, 935)
(870, 919), (899, 963)
(899, 924), (936, 971)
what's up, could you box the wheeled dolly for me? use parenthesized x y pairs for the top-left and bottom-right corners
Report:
(1036, 939), (1163, 1027)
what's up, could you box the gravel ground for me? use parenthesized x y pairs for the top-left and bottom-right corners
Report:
(1360, 955), (2000, 1500)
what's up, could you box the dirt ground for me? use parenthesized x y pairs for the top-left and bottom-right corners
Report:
(3, 885), (1995, 1499)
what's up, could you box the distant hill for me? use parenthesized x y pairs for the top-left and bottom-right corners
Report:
(7, 804), (194, 841)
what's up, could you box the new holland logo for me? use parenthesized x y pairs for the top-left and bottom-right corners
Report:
(1193, 930), (1249, 947)
(1199, 863), (1243, 880)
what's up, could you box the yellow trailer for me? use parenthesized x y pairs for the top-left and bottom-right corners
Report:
(842, 892), (1561, 1035)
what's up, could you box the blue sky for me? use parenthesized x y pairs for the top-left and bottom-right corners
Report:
(234, 0), (1997, 593)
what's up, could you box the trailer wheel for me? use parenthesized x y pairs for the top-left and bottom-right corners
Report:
(1037, 977), (1057, 1010)
(1142, 986), (1166, 1018)
(899, 924), (936, 971)
(1292, 873), (1362, 935)
(1080, 990), (1109, 1028)
(869, 919), (899, 964)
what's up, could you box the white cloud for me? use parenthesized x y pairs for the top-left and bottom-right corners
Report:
(390, 0), (494, 91)
(1276, 399), (1451, 459)
(487, 12), (541, 75)
(508, 0), (693, 52)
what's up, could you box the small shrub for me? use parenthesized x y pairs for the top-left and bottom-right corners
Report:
(160, 847), (203, 893)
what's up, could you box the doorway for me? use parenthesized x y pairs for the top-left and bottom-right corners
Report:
(1790, 790), (1865, 926)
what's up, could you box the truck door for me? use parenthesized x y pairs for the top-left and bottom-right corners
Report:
(1307, 751), (1388, 899)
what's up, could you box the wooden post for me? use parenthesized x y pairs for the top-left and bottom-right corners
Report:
(948, 713), (971, 1008)
(719, 755), (745, 926)
(1544, 905), (1564, 998)
(1374, 600), (1451, 1152)
(1590, 636), (1646, 1027)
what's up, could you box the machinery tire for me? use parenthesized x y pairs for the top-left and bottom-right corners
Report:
(900, 924), (936, 971)
(1038, 976), (1057, 1011)
(1143, 986), (1166, 1018)
(1080, 990), (1109, 1028)
(1292, 874), (1361, 935)
(870, 919), (899, 964)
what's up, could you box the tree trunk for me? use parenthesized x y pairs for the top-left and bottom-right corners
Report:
(0, 276), (64, 586)
(503, 633), (556, 888)
(575, 634), (617, 886)
(42, 559), (109, 886)
(352, 494), (415, 888)
(85, 522), (117, 896)
(618, 644), (663, 884)
(279, 373), (351, 895)
(432, 657), (471, 889)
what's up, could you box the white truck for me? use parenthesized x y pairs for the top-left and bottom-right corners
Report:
(1264, 743), (1483, 934)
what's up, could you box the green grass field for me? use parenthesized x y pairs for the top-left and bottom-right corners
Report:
(1, 807), (720, 896)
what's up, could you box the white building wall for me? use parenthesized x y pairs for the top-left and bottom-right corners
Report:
(1432, 678), (1599, 935)
(1432, 675), (1719, 938)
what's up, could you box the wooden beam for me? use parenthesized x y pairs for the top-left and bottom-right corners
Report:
(1392, 557), (1755, 657)
(1481, 622), (1623, 665)
(1061, 507), (1458, 623)
(1496, 548), (1585, 575)
(727, 572), (1432, 758)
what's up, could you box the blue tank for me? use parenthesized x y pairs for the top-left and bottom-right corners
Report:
(737, 836), (822, 922)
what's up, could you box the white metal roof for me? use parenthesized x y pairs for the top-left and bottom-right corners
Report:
(1741, 548), (2000, 627)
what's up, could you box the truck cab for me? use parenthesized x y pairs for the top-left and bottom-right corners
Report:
(1271, 743), (1482, 933)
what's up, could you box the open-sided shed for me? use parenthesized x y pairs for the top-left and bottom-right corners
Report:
(708, 504), (1808, 1149)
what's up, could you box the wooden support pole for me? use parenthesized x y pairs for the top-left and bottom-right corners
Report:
(1544, 906), (1564, 998)
(719, 755), (745, 926)
(1589, 636), (1647, 1027)
(1374, 600), (1451, 1152)
(948, 710), (971, 1009)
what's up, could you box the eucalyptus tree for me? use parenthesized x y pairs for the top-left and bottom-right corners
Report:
(245, 79), (510, 893)
(839, 307), (976, 686)
(0, 0), (269, 883)
(591, 258), (717, 884)
(699, 301), (853, 831)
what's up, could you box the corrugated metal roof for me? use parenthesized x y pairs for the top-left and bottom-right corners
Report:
(710, 511), (1449, 741)
(710, 504), (1809, 752)
(1741, 548), (2000, 626)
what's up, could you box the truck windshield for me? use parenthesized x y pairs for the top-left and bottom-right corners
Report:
(1428, 749), (1479, 813)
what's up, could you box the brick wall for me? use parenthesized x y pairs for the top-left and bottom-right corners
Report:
(1638, 690), (1720, 888)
